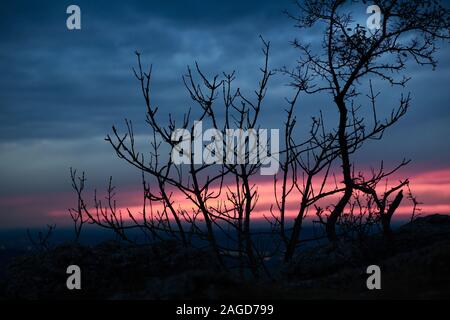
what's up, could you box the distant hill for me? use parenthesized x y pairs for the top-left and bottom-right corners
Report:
(1, 214), (450, 299)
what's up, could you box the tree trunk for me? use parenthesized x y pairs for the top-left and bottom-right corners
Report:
(326, 97), (353, 242)
(382, 190), (403, 237)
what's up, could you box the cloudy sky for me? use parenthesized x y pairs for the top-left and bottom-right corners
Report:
(1, 0), (449, 228)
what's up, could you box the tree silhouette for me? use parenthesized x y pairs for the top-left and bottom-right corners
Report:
(282, 0), (450, 248)
(70, 0), (450, 273)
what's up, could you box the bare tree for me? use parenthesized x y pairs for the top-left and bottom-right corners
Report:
(27, 224), (56, 251)
(70, 39), (279, 277)
(69, 0), (450, 270)
(283, 0), (450, 245)
(69, 168), (87, 241)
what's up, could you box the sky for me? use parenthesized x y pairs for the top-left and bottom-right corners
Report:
(0, 0), (450, 228)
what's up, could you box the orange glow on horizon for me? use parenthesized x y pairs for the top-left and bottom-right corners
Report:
(45, 168), (450, 224)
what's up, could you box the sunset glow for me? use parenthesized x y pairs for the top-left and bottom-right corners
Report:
(4, 167), (444, 228)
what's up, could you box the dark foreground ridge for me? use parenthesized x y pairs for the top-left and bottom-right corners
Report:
(1, 214), (450, 299)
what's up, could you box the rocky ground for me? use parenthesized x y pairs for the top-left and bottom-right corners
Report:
(1, 214), (450, 299)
